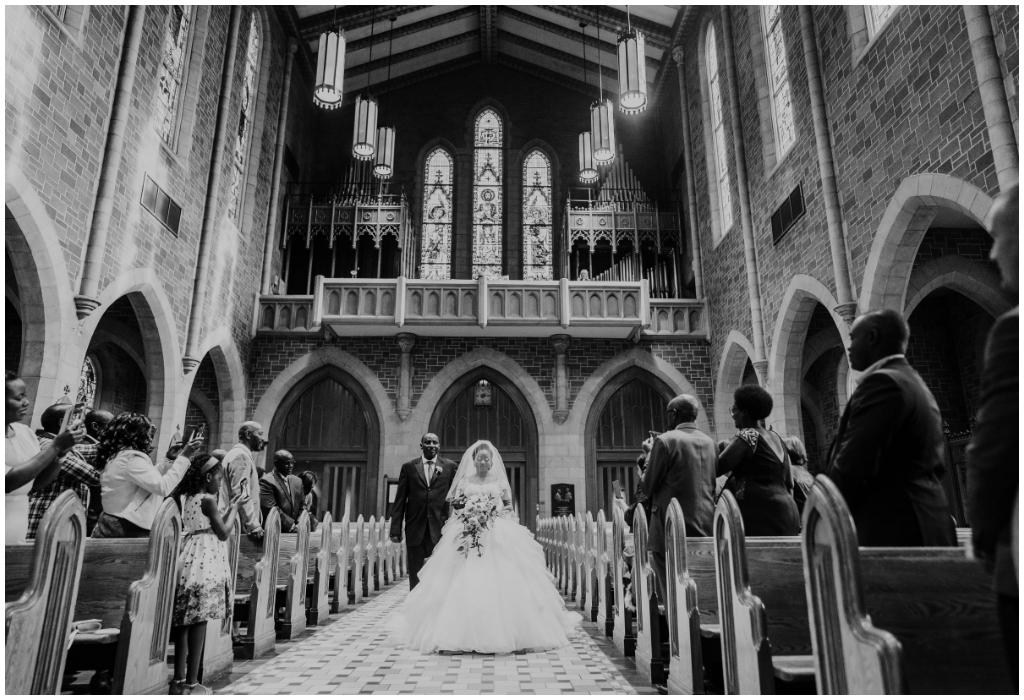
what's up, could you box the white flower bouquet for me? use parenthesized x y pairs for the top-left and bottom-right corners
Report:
(454, 493), (502, 557)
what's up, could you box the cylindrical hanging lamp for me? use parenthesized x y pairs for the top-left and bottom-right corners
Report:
(579, 131), (598, 183)
(590, 98), (616, 163)
(314, 31), (346, 109)
(617, 29), (648, 113)
(373, 125), (395, 178)
(352, 94), (378, 160)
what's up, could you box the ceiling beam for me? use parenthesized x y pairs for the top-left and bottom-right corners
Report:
(480, 6), (496, 64)
(298, 5), (422, 39)
(340, 6), (477, 54)
(345, 30), (479, 80)
(498, 29), (618, 84)
(346, 54), (483, 97)
(538, 5), (673, 50)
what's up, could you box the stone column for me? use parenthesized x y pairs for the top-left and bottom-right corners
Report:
(397, 333), (416, 421)
(720, 7), (768, 368)
(183, 6), (243, 371)
(260, 39), (298, 295)
(551, 335), (570, 424)
(799, 7), (857, 326)
(74, 6), (146, 318)
(964, 5), (1019, 191)
(671, 46), (704, 299)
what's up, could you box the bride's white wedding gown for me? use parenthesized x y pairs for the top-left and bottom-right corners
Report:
(391, 479), (581, 653)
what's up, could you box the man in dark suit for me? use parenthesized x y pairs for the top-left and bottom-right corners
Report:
(260, 450), (305, 533)
(826, 308), (955, 547)
(967, 182), (1017, 690)
(640, 394), (718, 608)
(389, 433), (457, 589)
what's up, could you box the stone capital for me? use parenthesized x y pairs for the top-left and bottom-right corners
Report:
(550, 334), (571, 355)
(287, 37), (300, 55)
(833, 302), (858, 327)
(751, 359), (770, 387)
(397, 333), (417, 354)
(671, 45), (686, 66)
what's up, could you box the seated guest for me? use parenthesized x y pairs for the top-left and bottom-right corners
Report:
(717, 385), (800, 536)
(5, 371), (84, 543)
(260, 450), (305, 533)
(298, 470), (320, 529)
(826, 309), (955, 547)
(94, 413), (203, 538)
(28, 403), (102, 539)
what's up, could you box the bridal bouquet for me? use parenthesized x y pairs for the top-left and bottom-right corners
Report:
(454, 493), (502, 557)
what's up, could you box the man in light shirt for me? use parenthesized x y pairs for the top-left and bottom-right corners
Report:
(221, 421), (267, 540)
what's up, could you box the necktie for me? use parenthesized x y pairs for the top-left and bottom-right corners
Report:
(424, 461), (433, 485)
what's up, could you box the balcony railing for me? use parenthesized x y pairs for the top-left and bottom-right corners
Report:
(255, 278), (709, 341)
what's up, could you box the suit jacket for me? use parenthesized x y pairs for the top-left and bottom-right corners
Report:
(388, 455), (457, 546)
(639, 423), (718, 552)
(966, 308), (1018, 594)
(260, 471), (305, 531)
(826, 357), (956, 547)
(221, 443), (262, 533)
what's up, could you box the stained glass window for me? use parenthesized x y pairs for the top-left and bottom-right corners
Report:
(48, 5), (67, 21)
(77, 356), (97, 409)
(155, 6), (193, 147)
(228, 12), (260, 223)
(761, 6), (796, 156)
(472, 109), (503, 280)
(865, 5), (897, 37)
(706, 25), (733, 234)
(420, 148), (454, 280)
(522, 150), (553, 281)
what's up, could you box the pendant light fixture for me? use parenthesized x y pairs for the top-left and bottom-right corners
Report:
(590, 8), (616, 164)
(352, 8), (378, 160)
(617, 5), (648, 114)
(374, 17), (397, 179)
(578, 21), (598, 183)
(314, 7), (345, 109)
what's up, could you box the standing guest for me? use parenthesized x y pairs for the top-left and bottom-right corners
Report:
(79, 409), (113, 534)
(967, 182), (1018, 691)
(260, 450), (305, 533)
(5, 371), (85, 543)
(717, 385), (800, 536)
(640, 394), (718, 609)
(298, 471), (320, 529)
(221, 422), (266, 541)
(28, 403), (101, 539)
(783, 435), (815, 516)
(826, 309), (955, 547)
(169, 453), (248, 696)
(94, 413), (203, 538)
(389, 433), (457, 589)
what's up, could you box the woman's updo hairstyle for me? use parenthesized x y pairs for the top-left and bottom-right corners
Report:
(472, 442), (492, 459)
(733, 384), (774, 422)
(95, 412), (154, 470)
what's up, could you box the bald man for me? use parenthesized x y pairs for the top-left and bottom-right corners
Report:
(640, 394), (717, 608)
(221, 421), (267, 539)
(826, 309), (955, 547)
(966, 183), (1018, 689)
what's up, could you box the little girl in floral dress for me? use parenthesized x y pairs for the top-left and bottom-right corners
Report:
(170, 454), (247, 695)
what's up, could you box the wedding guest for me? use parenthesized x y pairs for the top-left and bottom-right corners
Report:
(783, 435), (815, 516)
(221, 422), (266, 540)
(260, 450), (305, 533)
(717, 385), (800, 536)
(298, 470), (320, 529)
(826, 309), (955, 547)
(28, 403), (101, 538)
(94, 413), (203, 538)
(967, 182), (1018, 690)
(5, 371), (84, 543)
(80, 408), (113, 533)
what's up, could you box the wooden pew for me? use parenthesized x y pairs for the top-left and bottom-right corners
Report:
(632, 503), (666, 685)
(663, 498), (706, 695)
(611, 506), (636, 656)
(275, 510), (310, 640)
(574, 513), (588, 610)
(200, 511), (241, 684)
(306, 511), (332, 625)
(803, 475), (1014, 694)
(565, 515), (578, 606)
(581, 513), (598, 622)
(329, 515), (350, 613)
(714, 491), (813, 694)
(593, 511), (614, 637)
(234, 507), (281, 659)
(5, 491), (87, 695)
(350, 516), (366, 604)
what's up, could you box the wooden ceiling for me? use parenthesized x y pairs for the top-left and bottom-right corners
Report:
(286, 5), (682, 100)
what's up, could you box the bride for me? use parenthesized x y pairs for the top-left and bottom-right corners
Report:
(390, 439), (581, 653)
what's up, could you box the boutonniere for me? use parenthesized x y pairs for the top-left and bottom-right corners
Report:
(431, 463), (443, 478)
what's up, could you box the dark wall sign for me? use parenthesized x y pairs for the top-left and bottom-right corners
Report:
(551, 483), (575, 517)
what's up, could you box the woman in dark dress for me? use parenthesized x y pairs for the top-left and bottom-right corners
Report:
(717, 385), (800, 536)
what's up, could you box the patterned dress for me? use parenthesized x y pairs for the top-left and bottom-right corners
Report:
(173, 494), (232, 627)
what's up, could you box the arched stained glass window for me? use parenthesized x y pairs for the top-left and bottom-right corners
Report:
(228, 12), (260, 223)
(706, 25), (733, 234)
(865, 5), (897, 37)
(156, 5), (194, 147)
(522, 150), (553, 281)
(761, 6), (796, 156)
(77, 356), (97, 409)
(420, 148), (454, 280)
(472, 109), (503, 280)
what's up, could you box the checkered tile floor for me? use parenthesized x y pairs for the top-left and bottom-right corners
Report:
(216, 580), (655, 695)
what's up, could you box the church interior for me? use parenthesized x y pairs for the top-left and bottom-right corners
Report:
(5, 3), (1018, 695)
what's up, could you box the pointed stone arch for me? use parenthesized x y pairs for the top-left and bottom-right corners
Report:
(715, 330), (759, 441)
(903, 255), (1010, 319)
(182, 326), (248, 450)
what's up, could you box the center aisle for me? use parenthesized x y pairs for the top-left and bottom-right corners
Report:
(217, 581), (654, 695)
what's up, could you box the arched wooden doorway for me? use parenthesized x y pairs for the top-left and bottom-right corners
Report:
(270, 367), (380, 520)
(429, 368), (539, 525)
(585, 367), (674, 514)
